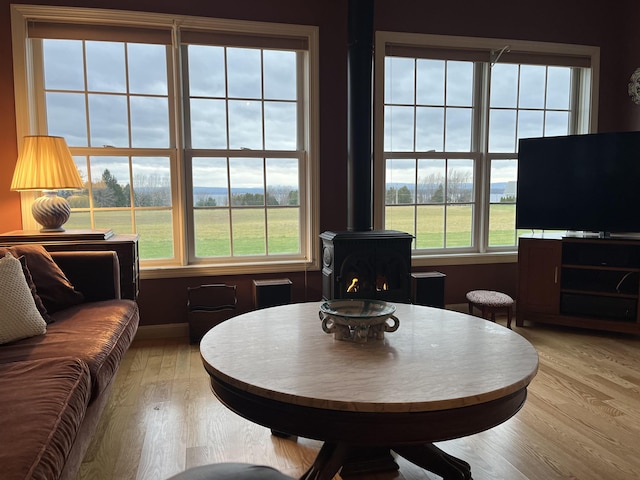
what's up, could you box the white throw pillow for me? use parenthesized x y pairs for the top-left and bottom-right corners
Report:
(0, 253), (47, 344)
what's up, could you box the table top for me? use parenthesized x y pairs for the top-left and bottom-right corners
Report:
(200, 302), (538, 414)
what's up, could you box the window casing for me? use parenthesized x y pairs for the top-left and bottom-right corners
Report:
(11, 5), (320, 275)
(374, 32), (599, 261)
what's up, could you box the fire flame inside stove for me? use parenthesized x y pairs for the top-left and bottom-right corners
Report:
(346, 276), (389, 293)
(377, 274), (388, 292)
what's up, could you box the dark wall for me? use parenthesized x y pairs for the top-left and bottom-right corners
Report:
(1, 0), (639, 326)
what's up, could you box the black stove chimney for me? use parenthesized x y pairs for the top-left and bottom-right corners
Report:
(347, 0), (374, 232)
(321, 1), (414, 302)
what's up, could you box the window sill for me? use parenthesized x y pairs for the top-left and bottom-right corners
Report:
(140, 258), (319, 280)
(411, 251), (518, 267)
(140, 251), (517, 280)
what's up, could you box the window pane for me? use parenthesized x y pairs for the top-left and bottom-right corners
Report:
(190, 98), (227, 149)
(416, 205), (444, 248)
(128, 43), (168, 95)
(518, 65), (546, 109)
(386, 159), (415, 204)
(489, 159), (517, 247)
(43, 39), (84, 90)
(266, 158), (299, 206)
(417, 59), (444, 105)
(490, 159), (517, 201)
(130, 96), (169, 148)
(46, 92), (88, 146)
(547, 67), (571, 109)
(417, 159), (445, 204)
(384, 105), (414, 151)
(194, 209), (231, 257)
(488, 109), (517, 152)
(228, 100), (262, 150)
(545, 111), (569, 136)
(446, 205), (472, 247)
(90, 156), (131, 208)
(385, 57), (415, 104)
(267, 207), (300, 254)
(416, 107), (444, 152)
(264, 50), (296, 100)
(231, 209), (266, 255)
(67, 193), (90, 210)
(264, 102), (296, 150)
(94, 210), (131, 233)
(193, 157), (229, 207)
(447, 160), (473, 203)
(135, 210), (174, 259)
(444, 107), (472, 151)
(446, 61), (473, 107)
(188, 45), (226, 97)
(385, 205), (415, 236)
(227, 47), (261, 99)
(88, 94), (129, 147)
(86, 41), (126, 93)
(517, 110), (544, 143)
(132, 157), (171, 207)
(490, 63), (518, 108)
(489, 203), (516, 246)
(64, 210), (91, 229)
(69, 156), (90, 208)
(229, 157), (264, 206)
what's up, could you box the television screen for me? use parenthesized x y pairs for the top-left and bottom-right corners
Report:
(516, 131), (640, 235)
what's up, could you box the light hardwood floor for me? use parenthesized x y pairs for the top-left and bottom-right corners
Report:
(77, 316), (640, 480)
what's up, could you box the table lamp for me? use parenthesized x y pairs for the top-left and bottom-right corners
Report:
(10, 135), (84, 232)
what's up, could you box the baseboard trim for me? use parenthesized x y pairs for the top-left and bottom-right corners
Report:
(135, 323), (188, 340)
(446, 303), (467, 313)
(133, 302), (517, 340)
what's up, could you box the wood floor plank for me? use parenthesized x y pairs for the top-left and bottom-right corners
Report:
(78, 319), (640, 480)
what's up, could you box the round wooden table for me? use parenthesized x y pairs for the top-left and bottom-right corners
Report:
(200, 302), (539, 480)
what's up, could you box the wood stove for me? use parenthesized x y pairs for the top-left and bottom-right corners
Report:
(321, 230), (413, 302)
(320, 0), (414, 303)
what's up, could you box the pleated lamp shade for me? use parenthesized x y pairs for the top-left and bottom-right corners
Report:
(10, 136), (83, 191)
(10, 136), (83, 232)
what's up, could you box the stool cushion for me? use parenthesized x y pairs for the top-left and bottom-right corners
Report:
(466, 290), (514, 308)
(166, 463), (294, 480)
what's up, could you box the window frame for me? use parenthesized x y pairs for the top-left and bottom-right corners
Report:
(373, 31), (600, 265)
(11, 4), (321, 277)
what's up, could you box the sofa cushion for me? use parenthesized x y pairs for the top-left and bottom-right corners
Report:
(0, 247), (50, 321)
(0, 299), (139, 400)
(0, 245), (84, 314)
(18, 255), (52, 323)
(0, 358), (91, 480)
(0, 253), (47, 344)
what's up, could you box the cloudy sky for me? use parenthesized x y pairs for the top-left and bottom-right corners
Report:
(42, 39), (571, 190)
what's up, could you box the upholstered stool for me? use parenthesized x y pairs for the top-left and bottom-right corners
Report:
(166, 463), (294, 480)
(466, 290), (514, 329)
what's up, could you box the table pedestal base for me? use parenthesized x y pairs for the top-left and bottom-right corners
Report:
(300, 443), (472, 480)
(338, 447), (399, 477)
(395, 444), (472, 480)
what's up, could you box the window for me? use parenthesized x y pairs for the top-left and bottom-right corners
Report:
(11, 5), (319, 273)
(374, 33), (598, 258)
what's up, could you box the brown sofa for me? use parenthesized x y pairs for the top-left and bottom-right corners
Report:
(0, 246), (139, 480)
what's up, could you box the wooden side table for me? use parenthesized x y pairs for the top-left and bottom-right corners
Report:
(0, 230), (139, 301)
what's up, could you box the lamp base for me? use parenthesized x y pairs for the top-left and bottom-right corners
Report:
(32, 190), (71, 232)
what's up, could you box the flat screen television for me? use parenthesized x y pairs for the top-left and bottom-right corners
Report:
(516, 131), (640, 236)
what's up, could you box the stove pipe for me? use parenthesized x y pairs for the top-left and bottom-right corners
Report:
(347, 0), (374, 232)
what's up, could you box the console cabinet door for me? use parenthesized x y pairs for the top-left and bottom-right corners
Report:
(518, 237), (561, 315)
